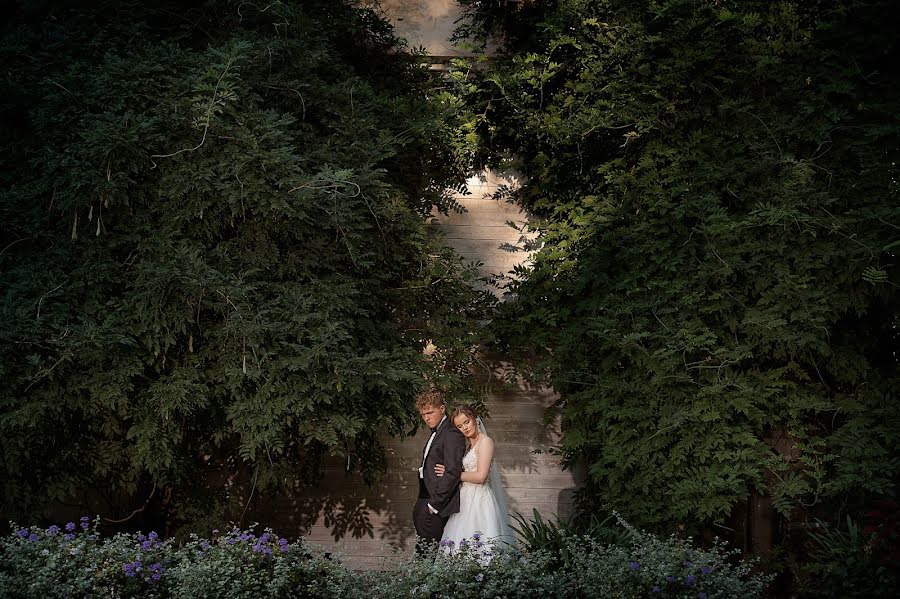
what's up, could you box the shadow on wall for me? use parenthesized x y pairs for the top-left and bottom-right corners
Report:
(245, 355), (580, 550)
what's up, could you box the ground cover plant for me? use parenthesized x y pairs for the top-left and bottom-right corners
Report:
(0, 516), (771, 598)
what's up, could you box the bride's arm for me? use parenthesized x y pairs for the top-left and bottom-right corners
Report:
(459, 437), (493, 484)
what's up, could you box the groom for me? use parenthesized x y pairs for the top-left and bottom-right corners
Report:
(413, 389), (466, 555)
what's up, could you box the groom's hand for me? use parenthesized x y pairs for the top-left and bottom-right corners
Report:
(434, 464), (445, 477)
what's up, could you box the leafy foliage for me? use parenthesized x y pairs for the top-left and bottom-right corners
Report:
(461, 0), (900, 531)
(0, 0), (492, 528)
(795, 504), (900, 598)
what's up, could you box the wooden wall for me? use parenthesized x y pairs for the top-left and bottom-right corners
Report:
(255, 361), (580, 569)
(429, 170), (535, 297)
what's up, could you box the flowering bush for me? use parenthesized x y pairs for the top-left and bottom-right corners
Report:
(1, 517), (770, 598)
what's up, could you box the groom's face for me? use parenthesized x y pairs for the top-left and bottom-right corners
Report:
(418, 403), (445, 430)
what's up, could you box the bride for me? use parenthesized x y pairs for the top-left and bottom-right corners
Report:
(434, 404), (514, 556)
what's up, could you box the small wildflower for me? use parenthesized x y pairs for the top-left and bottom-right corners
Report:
(123, 563), (136, 577)
(69, 548), (78, 555)
(16, 529), (28, 538)
(259, 533), (270, 543)
(64, 533), (75, 541)
(475, 573), (484, 582)
(27, 533), (39, 542)
(137, 534), (146, 542)
(41, 549), (50, 556)
(701, 566), (712, 575)
(263, 547), (273, 556)
(47, 525), (60, 537)
(65, 522), (76, 532)
(278, 537), (289, 547)
(151, 572), (162, 582)
(472, 532), (481, 541)
(148, 531), (158, 541)
(226, 538), (236, 545)
(652, 586), (661, 593)
(141, 541), (152, 551)
(685, 574), (696, 586)
(200, 541), (211, 550)
(79, 516), (90, 530)
(629, 561), (640, 571)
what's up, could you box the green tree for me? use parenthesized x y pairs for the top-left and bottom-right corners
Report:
(0, 0), (491, 530)
(467, 0), (899, 532)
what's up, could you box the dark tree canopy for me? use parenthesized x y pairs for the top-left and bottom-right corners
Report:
(463, 0), (900, 529)
(0, 0), (491, 529)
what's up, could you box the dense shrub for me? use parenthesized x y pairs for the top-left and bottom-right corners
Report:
(0, 0), (491, 529)
(0, 517), (771, 598)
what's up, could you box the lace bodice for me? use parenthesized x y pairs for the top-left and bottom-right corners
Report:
(463, 446), (478, 472)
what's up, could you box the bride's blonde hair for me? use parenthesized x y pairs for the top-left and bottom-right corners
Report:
(450, 403), (478, 424)
(450, 404), (480, 447)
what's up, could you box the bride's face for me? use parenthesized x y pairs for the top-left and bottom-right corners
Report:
(454, 414), (478, 439)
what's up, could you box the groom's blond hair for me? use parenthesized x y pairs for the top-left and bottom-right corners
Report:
(415, 388), (444, 410)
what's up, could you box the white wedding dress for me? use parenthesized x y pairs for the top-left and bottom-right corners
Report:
(441, 436), (514, 558)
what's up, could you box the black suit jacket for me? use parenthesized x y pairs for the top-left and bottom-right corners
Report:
(422, 418), (467, 517)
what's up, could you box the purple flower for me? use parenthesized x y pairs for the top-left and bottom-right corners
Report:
(200, 541), (211, 550)
(701, 566), (712, 575)
(123, 563), (136, 577)
(47, 525), (60, 537)
(683, 560), (692, 567)
(263, 547), (273, 556)
(239, 533), (252, 542)
(80, 521), (89, 531)
(259, 533), (270, 543)
(226, 538), (236, 545)
(151, 573), (162, 582)
(133, 560), (142, 570)
(278, 537), (288, 547)
(16, 529), (28, 538)
(27, 533), (39, 542)
(148, 531), (158, 541)
(64, 533), (75, 541)
(685, 575), (696, 586)
(652, 586), (661, 593)
(666, 576), (675, 583)
(65, 522), (76, 532)
(80, 516), (90, 523)
(472, 532), (481, 541)
(699, 594), (707, 599)
(137, 534), (146, 542)
(629, 561), (640, 571)
(150, 563), (163, 572)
